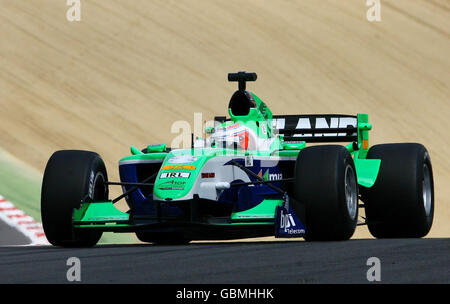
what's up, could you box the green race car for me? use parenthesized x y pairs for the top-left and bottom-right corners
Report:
(41, 72), (434, 247)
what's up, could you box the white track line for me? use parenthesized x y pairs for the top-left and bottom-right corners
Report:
(0, 195), (49, 245)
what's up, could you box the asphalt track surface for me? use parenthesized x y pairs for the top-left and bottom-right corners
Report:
(0, 220), (30, 246)
(0, 238), (448, 283)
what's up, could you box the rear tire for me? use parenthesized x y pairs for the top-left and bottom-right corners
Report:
(360, 143), (434, 238)
(292, 145), (358, 241)
(41, 150), (107, 247)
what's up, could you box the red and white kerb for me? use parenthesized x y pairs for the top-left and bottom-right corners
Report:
(0, 195), (49, 245)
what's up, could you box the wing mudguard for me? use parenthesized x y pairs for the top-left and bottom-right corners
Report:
(275, 195), (306, 238)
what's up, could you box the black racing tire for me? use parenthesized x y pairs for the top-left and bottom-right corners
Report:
(41, 150), (108, 247)
(292, 145), (358, 241)
(360, 143), (434, 238)
(136, 231), (191, 245)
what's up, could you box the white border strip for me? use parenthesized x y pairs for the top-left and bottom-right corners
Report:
(0, 195), (49, 245)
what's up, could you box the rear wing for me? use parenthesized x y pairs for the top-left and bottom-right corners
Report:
(214, 113), (372, 153)
(272, 114), (358, 143)
(273, 113), (372, 157)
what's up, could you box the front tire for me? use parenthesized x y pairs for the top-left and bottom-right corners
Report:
(41, 150), (107, 247)
(360, 143), (434, 238)
(292, 145), (358, 241)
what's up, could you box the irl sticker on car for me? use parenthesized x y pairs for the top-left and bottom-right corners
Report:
(160, 172), (191, 179)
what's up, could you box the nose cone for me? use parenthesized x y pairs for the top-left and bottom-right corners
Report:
(153, 150), (213, 200)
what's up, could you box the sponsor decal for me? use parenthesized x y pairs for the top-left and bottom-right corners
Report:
(168, 155), (198, 164)
(244, 155), (253, 167)
(162, 164), (196, 170)
(258, 101), (270, 119)
(260, 122), (267, 135)
(226, 123), (241, 130)
(257, 169), (282, 181)
(279, 209), (305, 235)
(160, 172), (190, 179)
(275, 196), (306, 237)
(158, 180), (186, 190)
(272, 116), (357, 137)
(88, 171), (95, 199)
(201, 172), (215, 178)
